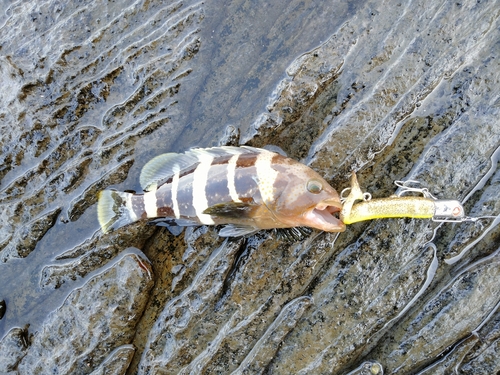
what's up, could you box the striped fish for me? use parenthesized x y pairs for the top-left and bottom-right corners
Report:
(97, 146), (345, 237)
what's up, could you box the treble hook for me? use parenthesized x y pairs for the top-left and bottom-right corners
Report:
(394, 180), (438, 200)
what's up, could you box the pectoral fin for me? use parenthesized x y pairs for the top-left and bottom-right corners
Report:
(203, 198), (258, 219)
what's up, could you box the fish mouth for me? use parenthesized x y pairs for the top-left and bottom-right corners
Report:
(304, 199), (346, 232)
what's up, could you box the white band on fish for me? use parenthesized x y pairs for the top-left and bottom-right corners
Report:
(144, 188), (158, 218)
(192, 151), (215, 225)
(171, 165), (181, 219)
(255, 150), (278, 204)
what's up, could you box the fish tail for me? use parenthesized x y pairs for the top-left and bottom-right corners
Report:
(97, 190), (138, 233)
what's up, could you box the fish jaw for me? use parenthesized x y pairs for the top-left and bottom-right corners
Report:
(302, 199), (346, 232)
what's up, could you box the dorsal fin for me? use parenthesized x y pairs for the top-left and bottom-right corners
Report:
(139, 146), (268, 191)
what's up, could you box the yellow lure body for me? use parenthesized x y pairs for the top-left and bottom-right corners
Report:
(340, 173), (465, 225)
(342, 196), (435, 224)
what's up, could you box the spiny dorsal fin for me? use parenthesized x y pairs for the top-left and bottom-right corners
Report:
(139, 146), (269, 191)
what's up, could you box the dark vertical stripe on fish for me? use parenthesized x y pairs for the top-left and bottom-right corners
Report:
(131, 195), (147, 220)
(271, 153), (290, 195)
(205, 163), (233, 207)
(235, 152), (258, 168)
(176, 173), (197, 219)
(155, 183), (175, 217)
(227, 153), (241, 203)
(234, 165), (261, 202)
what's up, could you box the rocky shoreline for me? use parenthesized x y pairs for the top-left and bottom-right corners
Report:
(1, 0), (499, 374)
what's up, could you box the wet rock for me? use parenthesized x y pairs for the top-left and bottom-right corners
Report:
(0, 327), (29, 373)
(219, 125), (241, 148)
(232, 296), (313, 374)
(443, 167), (500, 263)
(89, 345), (135, 375)
(370, 257), (500, 373)
(267, 221), (438, 374)
(346, 361), (384, 375)
(460, 335), (500, 375)
(40, 224), (155, 289)
(0, 0), (204, 261)
(456, 303), (500, 374)
(16, 252), (153, 374)
(416, 334), (479, 374)
(1, 0), (499, 374)
(134, 0), (500, 373)
(0, 207), (61, 263)
(137, 230), (245, 373)
(126, 226), (229, 373)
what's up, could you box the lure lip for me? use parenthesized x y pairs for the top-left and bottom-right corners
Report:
(304, 198), (346, 232)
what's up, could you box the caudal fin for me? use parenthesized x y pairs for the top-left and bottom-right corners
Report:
(97, 190), (138, 233)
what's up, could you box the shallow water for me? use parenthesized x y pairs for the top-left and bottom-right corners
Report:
(0, 0), (347, 335)
(1, 0), (499, 374)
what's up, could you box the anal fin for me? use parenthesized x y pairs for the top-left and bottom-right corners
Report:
(148, 217), (200, 236)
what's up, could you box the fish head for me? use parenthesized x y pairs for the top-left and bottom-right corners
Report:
(270, 158), (346, 232)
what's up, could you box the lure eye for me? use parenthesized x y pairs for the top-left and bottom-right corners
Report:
(307, 180), (323, 194)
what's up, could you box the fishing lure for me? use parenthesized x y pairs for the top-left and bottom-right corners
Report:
(98, 146), (345, 237)
(340, 172), (488, 225)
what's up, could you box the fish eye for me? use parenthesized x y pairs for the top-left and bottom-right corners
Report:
(307, 179), (323, 194)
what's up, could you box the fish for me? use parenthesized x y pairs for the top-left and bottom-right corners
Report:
(97, 146), (345, 237)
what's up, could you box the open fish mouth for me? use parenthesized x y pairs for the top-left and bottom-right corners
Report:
(305, 199), (346, 232)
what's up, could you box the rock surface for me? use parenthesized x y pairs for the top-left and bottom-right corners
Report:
(17, 252), (151, 374)
(1, 0), (499, 374)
